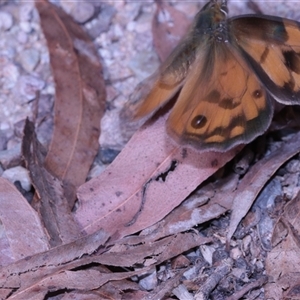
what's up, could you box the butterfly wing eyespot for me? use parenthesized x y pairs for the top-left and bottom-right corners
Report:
(230, 16), (300, 105)
(191, 115), (207, 129)
(253, 89), (263, 99)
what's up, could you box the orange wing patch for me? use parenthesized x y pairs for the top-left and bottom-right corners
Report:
(133, 78), (181, 118)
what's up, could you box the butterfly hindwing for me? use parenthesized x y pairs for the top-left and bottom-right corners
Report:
(230, 16), (300, 105)
(167, 42), (274, 151)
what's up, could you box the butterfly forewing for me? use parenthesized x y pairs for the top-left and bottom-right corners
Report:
(129, 33), (201, 119)
(231, 16), (300, 105)
(167, 41), (273, 151)
(132, 76), (181, 118)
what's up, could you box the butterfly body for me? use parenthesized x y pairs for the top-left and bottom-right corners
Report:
(127, 0), (300, 151)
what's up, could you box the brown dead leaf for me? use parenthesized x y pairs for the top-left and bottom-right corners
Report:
(9, 269), (146, 300)
(35, 0), (106, 204)
(0, 290), (11, 300)
(99, 232), (211, 268)
(152, 1), (191, 61)
(135, 174), (239, 242)
(0, 230), (109, 290)
(249, 178), (282, 251)
(280, 192), (300, 236)
(22, 119), (80, 246)
(38, 232), (210, 278)
(75, 115), (241, 238)
(61, 292), (101, 300)
(227, 131), (300, 243)
(0, 177), (48, 266)
(265, 191), (300, 298)
(278, 273), (300, 299)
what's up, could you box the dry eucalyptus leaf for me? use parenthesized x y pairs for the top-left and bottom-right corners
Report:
(0, 230), (109, 291)
(9, 269), (146, 300)
(22, 119), (80, 247)
(100, 232), (211, 268)
(76, 114), (240, 238)
(136, 173), (239, 242)
(265, 191), (300, 298)
(35, 0), (106, 205)
(0, 177), (48, 266)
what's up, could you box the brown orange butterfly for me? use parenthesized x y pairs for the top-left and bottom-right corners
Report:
(125, 0), (300, 152)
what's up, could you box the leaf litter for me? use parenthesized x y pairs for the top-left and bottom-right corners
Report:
(0, 0), (300, 299)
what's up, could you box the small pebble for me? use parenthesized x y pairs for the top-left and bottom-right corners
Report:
(19, 3), (34, 22)
(98, 147), (120, 164)
(0, 131), (7, 151)
(0, 11), (13, 31)
(286, 159), (300, 173)
(6, 137), (21, 150)
(60, 0), (95, 23)
(87, 164), (106, 180)
(86, 4), (116, 38)
(17, 31), (28, 44)
(2, 166), (31, 191)
(19, 48), (40, 72)
(200, 245), (214, 265)
(72, 2), (95, 23)
(134, 13), (152, 33)
(19, 21), (32, 33)
(116, 2), (141, 26)
(0, 144), (22, 169)
(59, 0), (74, 14)
(99, 110), (127, 150)
(126, 21), (136, 32)
(18, 75), (45, 100)
(0, 122), (10, 131)
(139, 269), (157, 291)
(230, 247), (242, 260)
(1, 63), (20, 89)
